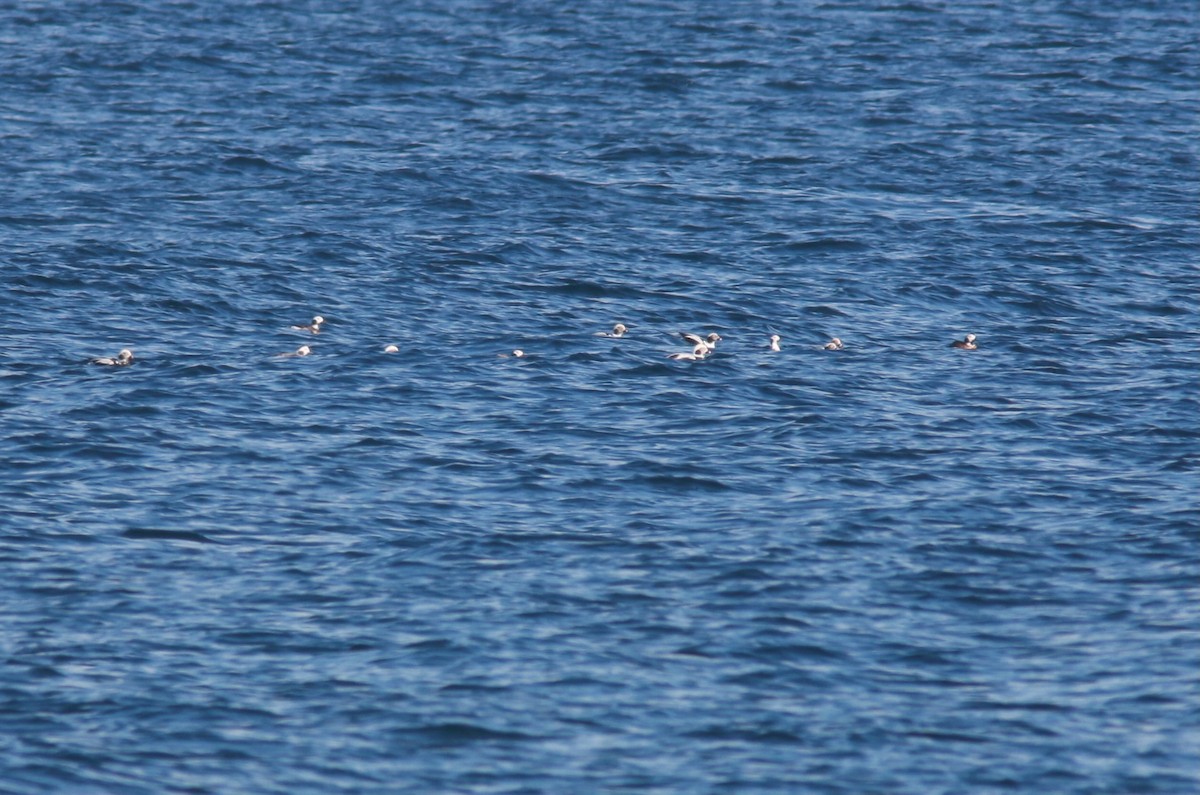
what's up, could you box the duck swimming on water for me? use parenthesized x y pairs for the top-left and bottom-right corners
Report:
(668, 344), (709, 361)
(679, 332), (721, 354)
(951, 333), (977, 350)
(91, 349), (134, 366)
(291, 316), (324, 334)
(596, 323), (628, 338)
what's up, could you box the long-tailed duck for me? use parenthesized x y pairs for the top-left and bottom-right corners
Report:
(951, 334), (977, 350)
(679, 332), (721, 353)
(91, 349), (134, 366)
(383, 344), (399, 353)
(596, 323), (628, 338)
(278, 345), (311, 358)
(668, 344), (709, 361)
(823, 337), (844, 351)
(291, 316), (324, 333)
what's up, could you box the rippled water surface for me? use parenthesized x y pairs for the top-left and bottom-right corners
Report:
(1, 1), (1197, 793)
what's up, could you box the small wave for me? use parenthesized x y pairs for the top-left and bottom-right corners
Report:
(220, 155), (295, 173)
(122, 528), (218, 544)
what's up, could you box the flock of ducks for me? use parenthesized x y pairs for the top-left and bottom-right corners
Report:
(89, 317), (979, 366)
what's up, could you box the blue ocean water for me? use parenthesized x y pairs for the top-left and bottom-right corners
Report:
(1, 1), (1197, 792)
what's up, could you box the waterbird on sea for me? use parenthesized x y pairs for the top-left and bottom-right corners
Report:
(667, 344), (709, 361)
(383, 344), (399, 353)
(278, 345), (311, 358)
(596, 323), (628, 338)
(498, 349), (525, 358)
(951, 333), (977, 350)
(679, 332), (721, 353)
(291, 315), (324, 333)
(91, 349), (134, 366)
(824, 337), (844, 351)
(769, 335), (781, 352)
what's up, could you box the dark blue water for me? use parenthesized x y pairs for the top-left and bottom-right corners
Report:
(2, 1), (1197, 792)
